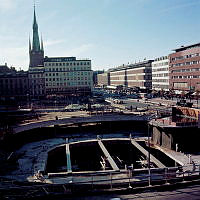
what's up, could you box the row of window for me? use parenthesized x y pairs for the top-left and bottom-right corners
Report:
(154, 56), (168, 62)
(110, 69), (151, 75)
(172, 75), (200, 79)
(46, 77), (90, 81)
(173, 82), (188, 88)
(45, 67), (90, 72)
(152, 84), (169, 89)
(31, 80), (44, 84)
(152, 62), (169, 67)
(30, 74), (43, 78)
(44, 62), (90, 67)
(171, 68), (200, 73)
(152, 73), (169, 77)
(171, 60), (200, 67)
(171, 53), (199, 61)
(0, 79), (27, 83)
(152, 67), (169, 72)
(46, 82), (90, 87)
(152, 79), (169, 82)
(45, 72), (91, 77)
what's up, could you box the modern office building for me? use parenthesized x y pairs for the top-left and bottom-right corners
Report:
(44, 57), (93, 96)
(109, 60), (153, 90)
(152, 56), (169, 91)
(169, 43), (200, 92)
(93, 70), (104, 86)
(97, 72), (110, 87)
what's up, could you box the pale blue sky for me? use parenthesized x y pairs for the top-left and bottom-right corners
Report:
(0, 0), (200, 71)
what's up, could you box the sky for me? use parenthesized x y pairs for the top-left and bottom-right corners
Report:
(1, 0), (200, 71)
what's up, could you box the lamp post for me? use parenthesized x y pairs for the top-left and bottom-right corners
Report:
(26, 93), (29, 109)
(147, 121), (151, 186)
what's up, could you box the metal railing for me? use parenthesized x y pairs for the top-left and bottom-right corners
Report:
(1, 164), (200, 199)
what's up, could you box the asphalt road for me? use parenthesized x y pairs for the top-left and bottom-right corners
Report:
(63, 184), (200, 200)
(123, 99), (149, 108)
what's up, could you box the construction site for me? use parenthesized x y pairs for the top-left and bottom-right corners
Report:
(0, 98), (200, 199)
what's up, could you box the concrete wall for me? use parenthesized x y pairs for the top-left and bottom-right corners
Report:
(152, 127), (172, 149)
(152, 125), (200, 152)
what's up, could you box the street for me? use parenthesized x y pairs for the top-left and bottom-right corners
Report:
(63, 184), (200, 200)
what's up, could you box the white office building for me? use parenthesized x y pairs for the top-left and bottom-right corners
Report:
(152, 56), (169, 91)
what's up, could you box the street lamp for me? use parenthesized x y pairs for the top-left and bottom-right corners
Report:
(26, 93), (29, 109)
(147, 121), (151, 186)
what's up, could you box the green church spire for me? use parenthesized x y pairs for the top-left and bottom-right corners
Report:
(32, 6), (41, 51)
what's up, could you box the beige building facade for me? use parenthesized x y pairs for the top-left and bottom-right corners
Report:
(109, 60), (153, 89)
(44, 57), (93, 96)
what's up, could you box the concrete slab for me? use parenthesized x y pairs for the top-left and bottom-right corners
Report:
(66, 138), (72, 173)
(131, 139), (166, 168)
(7, 138), (65, 182)
(98, 139), (119, 171)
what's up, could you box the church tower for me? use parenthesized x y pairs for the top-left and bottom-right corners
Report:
(29, 7), (44, 67)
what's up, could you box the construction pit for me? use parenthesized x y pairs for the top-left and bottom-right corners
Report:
(5, 136), (180, 186)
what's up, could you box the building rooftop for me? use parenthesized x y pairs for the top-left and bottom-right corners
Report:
(153, 56), (168, 62)
(44, 56), (91, 62)
(172, 42), (200, 52)
(108, 60), (154, 72)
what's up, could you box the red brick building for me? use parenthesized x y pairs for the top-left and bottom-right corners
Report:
(169, 43), (200, 92)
